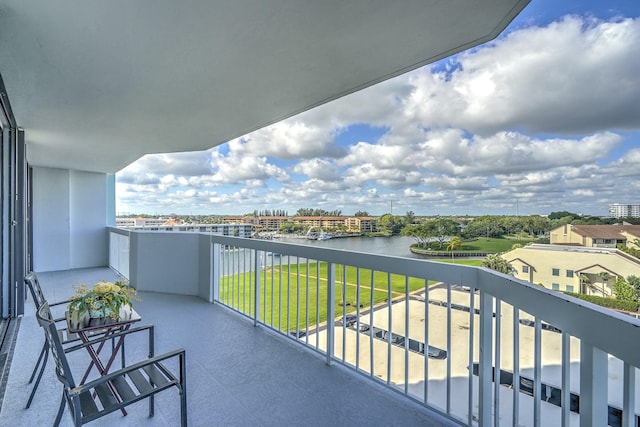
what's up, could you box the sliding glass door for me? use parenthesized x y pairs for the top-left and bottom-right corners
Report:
(1, 74), (28, 318)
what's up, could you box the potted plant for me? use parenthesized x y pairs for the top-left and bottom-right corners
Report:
(68, 279), (138, 321)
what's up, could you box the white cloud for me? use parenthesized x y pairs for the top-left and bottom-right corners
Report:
(292, 158), (340, 181)
(228, 120), (346, 159)
(405, 16), (640, 135)
(209, 153), (290, 184)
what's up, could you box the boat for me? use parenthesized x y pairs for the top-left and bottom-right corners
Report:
(305, 227), (319, 240)
(317, 231), (332, 241)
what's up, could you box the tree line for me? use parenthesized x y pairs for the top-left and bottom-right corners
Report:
(378, 210), (629, 242)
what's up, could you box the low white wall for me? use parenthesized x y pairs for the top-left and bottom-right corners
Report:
(129, 231), (204, 296)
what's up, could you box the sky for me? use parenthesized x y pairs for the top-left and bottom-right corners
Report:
(116, 1), (640, 218)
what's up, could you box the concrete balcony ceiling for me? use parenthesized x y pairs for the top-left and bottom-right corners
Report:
(0, 0), (529, 174)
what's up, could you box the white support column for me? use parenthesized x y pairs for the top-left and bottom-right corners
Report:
(580, 344), (608, 427)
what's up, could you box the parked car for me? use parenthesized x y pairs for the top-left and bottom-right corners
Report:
(337, 314), (358, 327)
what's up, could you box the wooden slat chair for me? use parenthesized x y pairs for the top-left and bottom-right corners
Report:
(24, 271), (81, 409)
(36, 302), (188, 426)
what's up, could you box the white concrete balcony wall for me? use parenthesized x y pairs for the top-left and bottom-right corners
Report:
(124, 229), (213, 301)
(32, 167), (108, 271)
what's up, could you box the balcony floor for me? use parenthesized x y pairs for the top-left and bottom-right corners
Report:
(0, 267), (454, 427)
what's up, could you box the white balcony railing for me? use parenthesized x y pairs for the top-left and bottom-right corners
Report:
(109, 229), (640, 427)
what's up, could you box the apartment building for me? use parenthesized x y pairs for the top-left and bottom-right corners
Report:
(504, 244), (640, 295)
(256, 216), (290, 232)
(292, 216), (347, 230)
(116, 217), (178, 228)
(550, 224), (640, 249)
(125, 223), (253, 237)
(609, 203), (640, 218)
(345, 216), (378, 233)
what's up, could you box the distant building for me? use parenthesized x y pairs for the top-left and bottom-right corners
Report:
(345, 216), (378, 233)
(116, 217), (178, 228)
(223, 215), (257, 225)
(291, 216), (378, 233)
(257, 216), (290, 232)
(117, 220), (252, 237)
(293, 216), (348, 230)
(609, 203), (640, 218)
(503, 244), (640, 296)
(549, 224), (640, 249)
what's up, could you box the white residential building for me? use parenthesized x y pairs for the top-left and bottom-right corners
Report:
(609, 203), (640, 218)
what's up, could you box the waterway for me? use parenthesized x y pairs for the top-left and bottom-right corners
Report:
(277, 235), (434, 260)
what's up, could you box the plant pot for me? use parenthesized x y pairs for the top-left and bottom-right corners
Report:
(88, 302), (112, 319)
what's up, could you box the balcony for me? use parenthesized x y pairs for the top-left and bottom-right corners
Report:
(0, 266), (452, 426)
(2, 229), (640, 426)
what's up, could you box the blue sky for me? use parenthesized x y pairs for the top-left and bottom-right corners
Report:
(116, 1), (640, 217)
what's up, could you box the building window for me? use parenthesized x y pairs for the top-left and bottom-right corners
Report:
(552, 283), (560, 291)
(522, 265), (529, 273)
(566, 270), (574, 278)
(552, 268), (560, 276)
(566, 285), (574, 293)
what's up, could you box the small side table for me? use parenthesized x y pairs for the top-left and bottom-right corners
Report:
(66, 307), (142, 415)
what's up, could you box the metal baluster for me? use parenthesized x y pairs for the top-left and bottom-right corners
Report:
(534, 318), (542, 427)
(446, 282), (452, 415)
(424, 278), (429, 405)
(342, 264), (347, 362)
(468, 286), (476, 425)
(253, 249), (260, 327)
(295, 256), (300, 339)
(494, 300), (501, 427)
(478, 290), (494, 426)
(622, 362), (636, 427)
(404, 276), (409, 395)
(286, 259), (291, 333)
(580, 343), (608, 427)
(370, 270), (375, 378)
(316, 260), (320, 350)
(355, 267), (361, 372)
(326, 262), (335, 365)
(387, 272), (392, 386)
(513, 307), (520, 427)
(305, 259), (310, 344)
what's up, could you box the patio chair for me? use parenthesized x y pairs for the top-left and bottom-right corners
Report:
(36, 302), (187, 426)
(24, 271), (79, 409)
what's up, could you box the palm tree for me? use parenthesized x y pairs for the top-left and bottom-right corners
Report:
(598, 271), (611, 297)
(579, 273), (591, 294)
(481, 253), (514, 275)
(446, 236), (463, 263)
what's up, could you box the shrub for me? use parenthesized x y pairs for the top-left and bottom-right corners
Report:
(563, 292), (640, 312)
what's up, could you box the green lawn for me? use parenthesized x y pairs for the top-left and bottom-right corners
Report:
(458, 237), (532, 252)
(435, 259), (483, 267)
(219, 261), (435, 331)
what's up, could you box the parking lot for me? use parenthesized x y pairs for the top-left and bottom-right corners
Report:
(305, 287), (595, 425)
